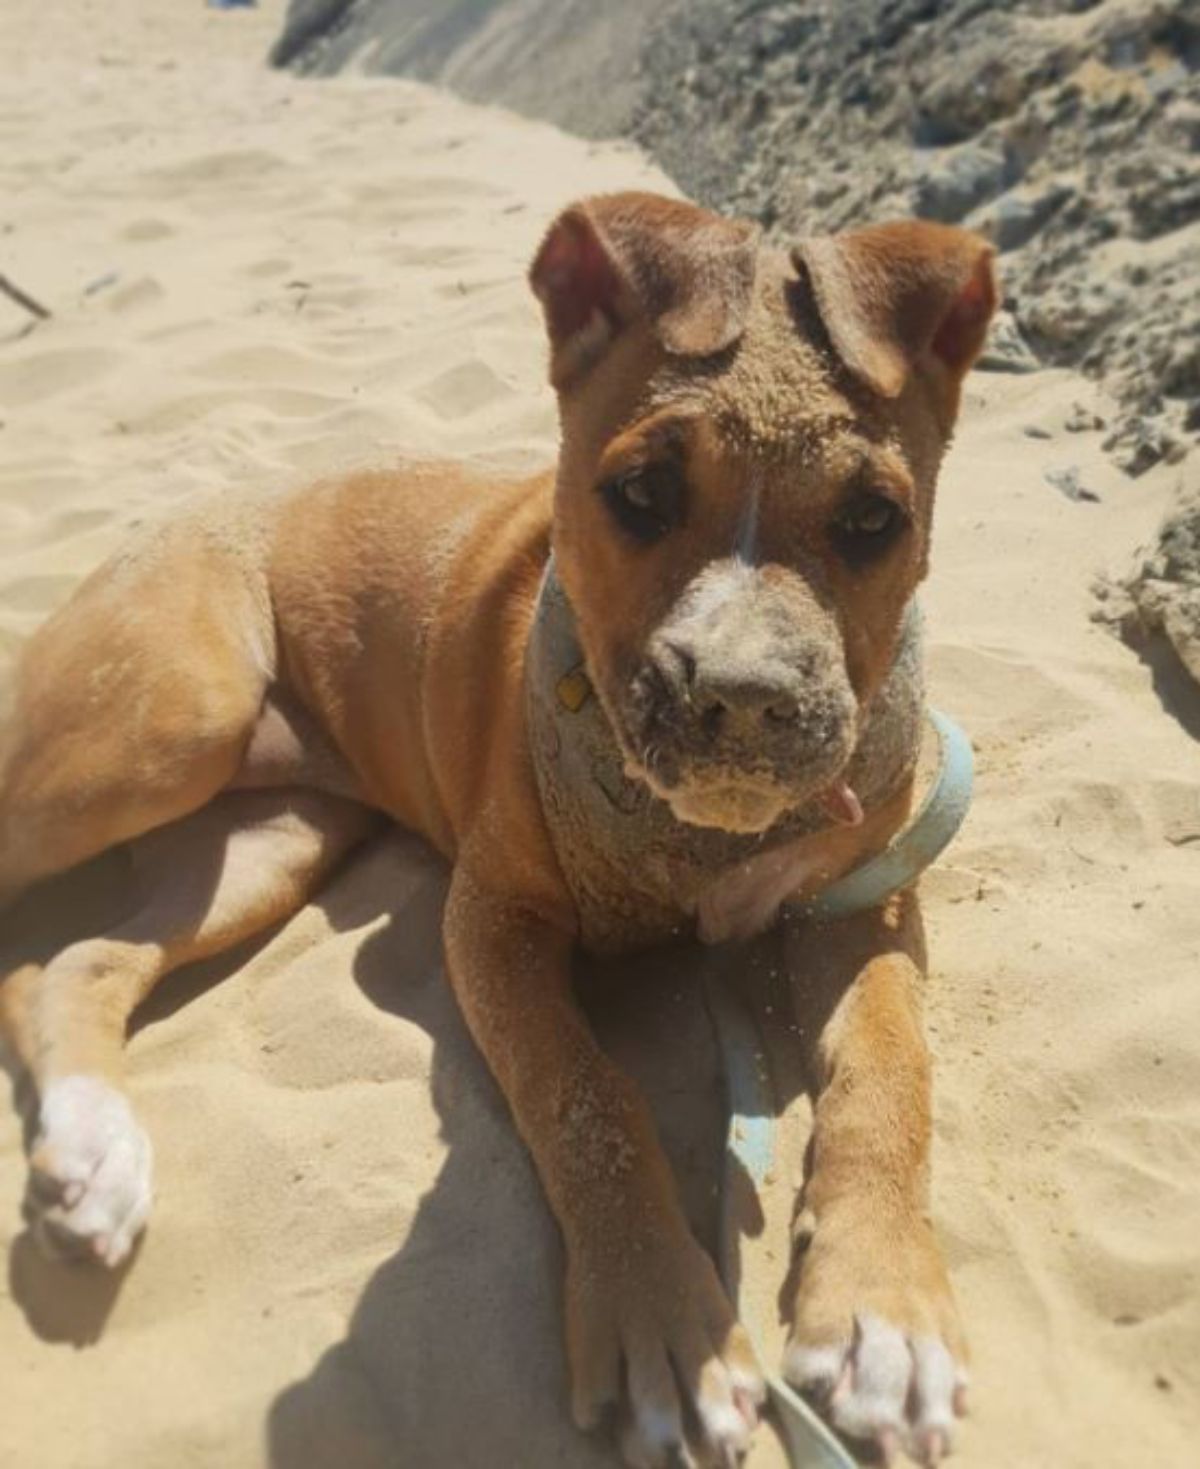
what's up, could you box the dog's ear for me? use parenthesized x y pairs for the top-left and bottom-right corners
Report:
(530, 192), (760, 388)
(792, 222), (996, 401)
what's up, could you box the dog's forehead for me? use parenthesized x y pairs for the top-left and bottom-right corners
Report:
(648, 251), (890, 471)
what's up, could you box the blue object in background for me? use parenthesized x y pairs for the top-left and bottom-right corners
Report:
(208, 0), (257, 10)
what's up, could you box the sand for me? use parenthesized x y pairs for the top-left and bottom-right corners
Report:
(2, 2), (1198, 1466)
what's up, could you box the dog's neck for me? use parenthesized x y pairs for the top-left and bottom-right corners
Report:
(525, 559), (924, 950)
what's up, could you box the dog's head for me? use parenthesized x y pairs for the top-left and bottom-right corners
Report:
(531, 192), (995, 835)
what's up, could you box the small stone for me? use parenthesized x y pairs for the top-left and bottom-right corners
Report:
(1045, 465), (1101, 503)
(913, 144), (1009, 224)
(1024, 425), (1053, 440)
(1102, 414), (1187, 476)
(1096, 485), (1200, 690)
(976, 311), (1040, 374)
(973, 182), (1073, 253)
(1146, 62), (1187, 101)
(1065, 404), (1106, 433)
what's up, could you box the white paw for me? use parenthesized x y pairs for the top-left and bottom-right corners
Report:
(784, 1313), (966, 1466)
(618, 1352), (763, 1469)
(27, 1075), (154, 1267)
(568, 1233), (766, 1468)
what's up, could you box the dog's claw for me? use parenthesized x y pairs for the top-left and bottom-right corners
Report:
(732, 1387), (758, 1431)
(923, 1427), (946, 1466)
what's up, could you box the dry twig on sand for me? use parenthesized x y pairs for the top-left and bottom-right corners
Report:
(0, 273), (52, 321)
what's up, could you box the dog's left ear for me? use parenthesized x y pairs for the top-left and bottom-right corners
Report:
(530, 192), (760, 388)
(792, 222), (997, 401)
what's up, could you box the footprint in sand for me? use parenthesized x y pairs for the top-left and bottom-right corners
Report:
(0, 348), (121, 409)
(104, 277), (165, 314)
(412, 360), (518, 421)
(130, 387), (346, 436)
(140, 148), (289, 193)
(244, 257), (294, 281)
(191, 345), (339, 393)
(119, 217), (174, 243)
(0, 571), (79, 614)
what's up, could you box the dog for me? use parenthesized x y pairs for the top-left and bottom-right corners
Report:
(0, 191), (995, 1468)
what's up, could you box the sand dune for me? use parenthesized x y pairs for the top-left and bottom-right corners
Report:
(2, 2), (1199, 1467)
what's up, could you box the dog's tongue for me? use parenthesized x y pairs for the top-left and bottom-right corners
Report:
(819, 778), (864, 827)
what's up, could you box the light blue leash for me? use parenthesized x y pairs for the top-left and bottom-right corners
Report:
(706, 708), (974, 1468)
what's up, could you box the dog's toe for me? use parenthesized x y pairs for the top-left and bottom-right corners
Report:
(827, 1313), (910, 1447)
(25, 1075), (153, 1267)
(785, 1312), (966, 1467)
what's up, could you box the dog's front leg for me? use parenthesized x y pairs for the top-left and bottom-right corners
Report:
(783, 892), (967, 1467)
(444, 866), (764, 1467)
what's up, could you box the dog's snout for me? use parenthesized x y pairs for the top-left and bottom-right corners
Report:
(629, 563), (860, 814)
(655, 639), (805, 735)
(692, 663), (801, 731)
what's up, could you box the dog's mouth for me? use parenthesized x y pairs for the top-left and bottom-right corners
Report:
(617, 729), (864, 837)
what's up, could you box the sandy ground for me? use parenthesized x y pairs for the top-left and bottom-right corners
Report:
(2, 3), (1199, 1467)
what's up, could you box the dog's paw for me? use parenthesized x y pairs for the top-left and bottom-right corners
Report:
(25, 1075), (153, 1267)
(782, 1215), (967, 1467)
(566, 1226), (765, 1468)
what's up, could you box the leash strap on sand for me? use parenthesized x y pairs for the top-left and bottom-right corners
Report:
(706, 708), (973, 1469)
(706, 969), (858, 1469)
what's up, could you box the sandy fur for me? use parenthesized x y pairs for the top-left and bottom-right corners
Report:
(0, 3), (1197, 1468)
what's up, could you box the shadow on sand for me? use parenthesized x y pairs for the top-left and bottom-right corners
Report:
(264, 831), (743, 1468)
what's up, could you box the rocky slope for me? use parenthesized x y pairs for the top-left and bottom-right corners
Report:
(629, 0), (1200, 477)
(275, 0), (1198, 464)
(274, 0), (1200, 698)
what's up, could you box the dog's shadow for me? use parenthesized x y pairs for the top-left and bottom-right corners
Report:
(264, 830), (772, 1469)
(1, 827), (809, 1462)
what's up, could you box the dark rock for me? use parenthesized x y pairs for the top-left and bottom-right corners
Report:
(1102, 414), (1190, 476)
(972, 181), (1074, 252)
(270, 0), (354, 68)
(1127, 154), (1200, 240)
(975, 311), (1041, 374)
(1146, 60), (1188, 100)
(1023, 280), (1128, 354)
(1065, 403), (1106, 433)
(1045, 465), (1101, 502)
(913, 144), (1010, 223)
(1098, 487), (1200, 690)
(913, 27), (1076, 144)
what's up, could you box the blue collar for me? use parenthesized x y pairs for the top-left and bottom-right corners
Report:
(796, 706), (973, 921)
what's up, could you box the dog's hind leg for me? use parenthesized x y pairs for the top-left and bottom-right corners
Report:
(0, 516), (274, 908)
(1, 787), (377, 1265)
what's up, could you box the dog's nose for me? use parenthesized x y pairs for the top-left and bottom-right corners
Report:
(662, 641), (803, 732)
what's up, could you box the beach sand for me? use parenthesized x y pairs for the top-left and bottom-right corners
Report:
(2, 3), (1198, 1466)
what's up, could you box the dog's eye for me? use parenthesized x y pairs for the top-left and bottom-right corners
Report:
(831, 492), (906, 564)
(600, 464), (685, 545)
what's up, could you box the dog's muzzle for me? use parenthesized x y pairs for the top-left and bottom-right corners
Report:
(622, 562), (859, 829)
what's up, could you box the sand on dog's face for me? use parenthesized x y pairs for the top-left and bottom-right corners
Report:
(2, 2), (1199, 1468)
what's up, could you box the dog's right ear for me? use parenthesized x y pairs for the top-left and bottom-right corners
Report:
(792, 222), (996, 404)
(529, 192), (760, 390)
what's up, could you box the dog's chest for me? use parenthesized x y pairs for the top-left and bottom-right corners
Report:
(525, 567), (924, 952)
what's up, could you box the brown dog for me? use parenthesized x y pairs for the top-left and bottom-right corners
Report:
(0, 192), (994, 1467)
